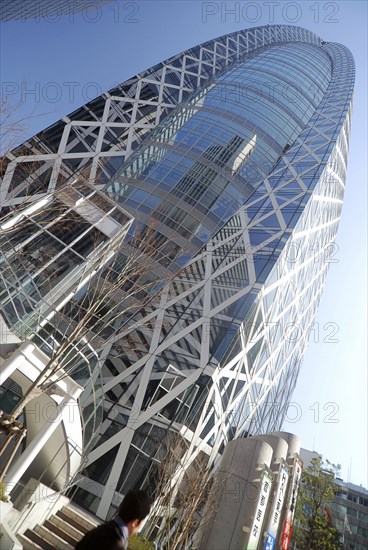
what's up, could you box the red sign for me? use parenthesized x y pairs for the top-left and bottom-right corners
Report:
(279, 458), (303, 550)
(280, 511), (293, 549)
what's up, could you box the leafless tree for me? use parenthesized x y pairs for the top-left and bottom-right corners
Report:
(0, 97), (30, 157)
(143, 433), (220, 550)
(0, 176), (175, 454)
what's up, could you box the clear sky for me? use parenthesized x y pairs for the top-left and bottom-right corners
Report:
(1, 1), (367, 486)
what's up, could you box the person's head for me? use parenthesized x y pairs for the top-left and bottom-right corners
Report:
(118, 490), (151, 536)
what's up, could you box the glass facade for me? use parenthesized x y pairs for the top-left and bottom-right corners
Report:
(0, 24), (355, 526)
(0, 179), (133, 448)
(107, 43), (331, 270)
(77, 32), (354, 521)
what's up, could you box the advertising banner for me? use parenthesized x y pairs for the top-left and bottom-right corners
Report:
(246, 470), (273, 550)
(264, 465), (289, 550)
(279, 457), (303, 550)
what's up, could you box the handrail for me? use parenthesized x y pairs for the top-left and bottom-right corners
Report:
(8, 436), (86, 535)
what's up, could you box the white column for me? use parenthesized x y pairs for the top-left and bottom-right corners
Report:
(0, 343), (36, 385)
(4, 395), (74, 486)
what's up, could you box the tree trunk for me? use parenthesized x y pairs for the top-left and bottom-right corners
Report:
(9, 360), (55, 419)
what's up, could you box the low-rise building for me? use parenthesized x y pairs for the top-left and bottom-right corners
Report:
(299, 449), (368, 550)
(332, 478), (368, 550)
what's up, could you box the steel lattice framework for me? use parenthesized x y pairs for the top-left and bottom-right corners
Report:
(78, 42), (353, 519)
(1, 25), (320, 207)
(0, 25), (354, 522)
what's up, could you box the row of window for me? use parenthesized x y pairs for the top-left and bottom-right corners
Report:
(344, 492), (368, 508)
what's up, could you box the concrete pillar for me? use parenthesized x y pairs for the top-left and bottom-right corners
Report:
(4, 395), (74, 486)
(254, 434), (288, 470)
(271, 432), (301, 458)
(0, 343), (36, 385)
(198, 438), (273, 550)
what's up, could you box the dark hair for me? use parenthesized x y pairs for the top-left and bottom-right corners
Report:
(118, 490), (151, 523)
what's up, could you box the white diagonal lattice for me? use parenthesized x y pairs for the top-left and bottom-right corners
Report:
(0, 24), (354, 525)
(0, 25), (321, 208)
(71, 42), (354, 519)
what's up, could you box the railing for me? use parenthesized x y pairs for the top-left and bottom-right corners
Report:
(7, 436), (84, 536)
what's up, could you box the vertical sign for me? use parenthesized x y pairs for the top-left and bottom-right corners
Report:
(264, 465), (289, 550)
(279, 457), (303, 550)
(246, 470), (273, 550)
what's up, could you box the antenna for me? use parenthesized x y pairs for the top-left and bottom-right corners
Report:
(347, 457), (352, 484)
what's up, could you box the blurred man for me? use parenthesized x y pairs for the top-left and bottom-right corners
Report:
(75, 490), (151, 549)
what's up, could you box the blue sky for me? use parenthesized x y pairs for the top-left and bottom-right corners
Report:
(1, 1), (367, 486)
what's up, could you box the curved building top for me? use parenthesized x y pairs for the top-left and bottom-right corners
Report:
(0, 25), (354, 212)
(106, 40), (334, 267)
